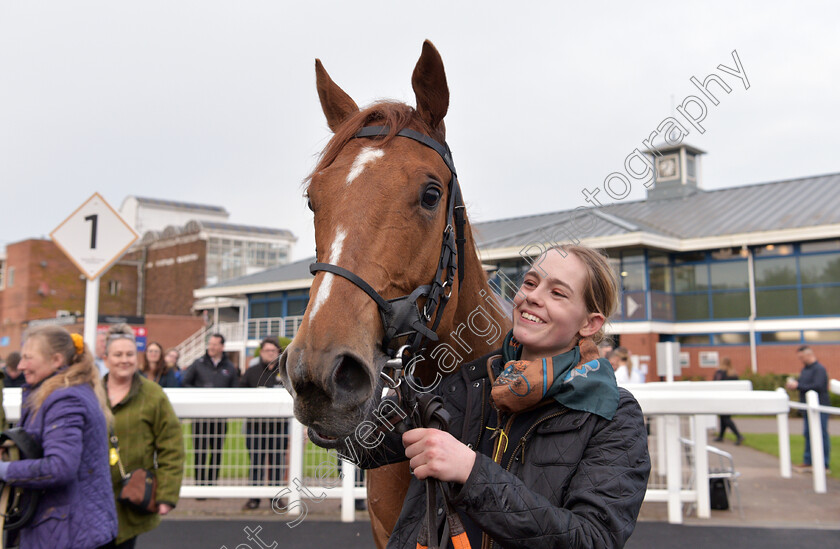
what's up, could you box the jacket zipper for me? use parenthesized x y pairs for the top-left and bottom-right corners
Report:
(473, 382), (487, 449)
(483, 408), (569, 549)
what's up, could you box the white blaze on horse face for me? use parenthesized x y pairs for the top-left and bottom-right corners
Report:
(346, 147), (385, 185)
(309, 227), (347, 321)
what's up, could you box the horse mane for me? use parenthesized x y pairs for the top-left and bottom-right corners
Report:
(305, 101), (444, 186)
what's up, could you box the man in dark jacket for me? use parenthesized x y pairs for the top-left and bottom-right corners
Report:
(183, 333), (239, 484)
(240, 336), (288, 510)
(786, 345), (831, 469)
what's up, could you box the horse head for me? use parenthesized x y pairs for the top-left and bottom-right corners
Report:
(279, 41), (507, 448)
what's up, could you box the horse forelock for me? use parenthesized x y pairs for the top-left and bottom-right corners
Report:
(304, 101), (443, 188)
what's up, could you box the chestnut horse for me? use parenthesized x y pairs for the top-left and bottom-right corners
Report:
(279, 41), (510, 548)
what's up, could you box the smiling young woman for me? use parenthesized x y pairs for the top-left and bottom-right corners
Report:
(352, 245), (651, 549)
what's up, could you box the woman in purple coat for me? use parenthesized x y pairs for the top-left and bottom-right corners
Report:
(0, 326), (118, 548)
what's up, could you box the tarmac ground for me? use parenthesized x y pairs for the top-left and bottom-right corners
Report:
(149, 417), (839, 548)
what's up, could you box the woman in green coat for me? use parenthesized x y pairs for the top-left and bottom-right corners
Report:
(103, 324), (185, 548)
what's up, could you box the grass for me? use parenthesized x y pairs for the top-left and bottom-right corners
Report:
(181, 420), (343, 481)
(738, 433), (840, 479)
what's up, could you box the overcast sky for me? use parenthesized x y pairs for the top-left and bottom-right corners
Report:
(1, 1), (838, 261)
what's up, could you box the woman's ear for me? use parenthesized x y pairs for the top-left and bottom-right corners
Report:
(52, 352), (65, 369)
(578, 313), (605, 339)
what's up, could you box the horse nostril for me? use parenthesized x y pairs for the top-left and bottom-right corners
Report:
(332, 354), (370, 396)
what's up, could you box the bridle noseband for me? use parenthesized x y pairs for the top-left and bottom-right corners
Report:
(309, 125), (466, 368)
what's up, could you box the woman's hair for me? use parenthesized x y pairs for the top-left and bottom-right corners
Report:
(546, 245), (618, 344)
(105, 323), (136, 355)
(141, 341), (166, 377)
(612, 346), (630, 363)
(23, 325), (112, 424)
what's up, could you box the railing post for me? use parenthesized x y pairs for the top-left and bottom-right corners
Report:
(775, 388), (792, 479)
(806, 390), (827, 493)
(341, 460), (355, 522)
(692, 415), (710, 518)
(664, 414), (683, 524)
(287, 416), (305, 516)
(655, 416), (666, 480)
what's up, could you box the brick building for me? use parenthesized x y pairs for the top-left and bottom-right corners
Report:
(0, 197), (296, 363)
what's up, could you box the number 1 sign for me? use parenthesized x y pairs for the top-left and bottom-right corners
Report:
(50, 192), (139, 281)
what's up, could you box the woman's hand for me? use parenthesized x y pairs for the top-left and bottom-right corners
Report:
(403, 428), (476, 484)
(158, 503), (173, 515)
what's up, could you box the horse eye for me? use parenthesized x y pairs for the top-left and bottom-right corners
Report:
(421, 187), (442, 209)
(307, 198), (314, 212)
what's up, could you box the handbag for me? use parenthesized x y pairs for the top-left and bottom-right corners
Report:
(109, 428), (158, 514)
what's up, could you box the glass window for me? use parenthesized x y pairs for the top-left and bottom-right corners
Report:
(286, 289), (310, 298)
(674, 264), (708, 292)
(709, 261), (748, 289)
(760, 331), (801, 343)
(648, 251), (669, 265)
(649, 265), (671, 292)
(265, 301), (283, 317)
(803, 330), (840, 343)
(250, 303), (267, 318)
(676, 334), (710, 346)
(756, 289), (799, 317)
(675, 294), (709, 320)
(802, 286), (840, 315)
(287, 299), (308, 316)
(7, 266), (14, 288)
(799, 253), (840, 285)
(650, 292), (674, 320)
(712, 291), (750, 319)
(710, 247), (744, 260)
(674, 251), (706, 263)
(800, 239), (840, 253)
(620, 262), (645, 292)
(713, 333), (750, 345)
(754, 243), (794, 256)
(754, 257), (797, 287)
(621, 249), (645, 261)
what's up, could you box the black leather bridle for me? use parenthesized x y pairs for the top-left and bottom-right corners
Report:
(309, 125), (470, 549)
(309, 125), (466, 369)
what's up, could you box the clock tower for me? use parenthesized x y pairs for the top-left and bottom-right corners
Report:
(645, 143), (706, 200)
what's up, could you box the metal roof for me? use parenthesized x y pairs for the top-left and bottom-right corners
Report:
(197, 220), (296, 239)
(133, 196), (228, 214)
(204, 255), (315, 289)
(474, 172), (840, 247)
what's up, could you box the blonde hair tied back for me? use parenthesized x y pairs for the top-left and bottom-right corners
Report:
(23, 325), (113, 425)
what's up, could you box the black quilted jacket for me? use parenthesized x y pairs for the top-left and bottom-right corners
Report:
(359, 351), (651, 549)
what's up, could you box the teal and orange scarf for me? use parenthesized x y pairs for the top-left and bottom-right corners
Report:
(491, 331), (619, 420)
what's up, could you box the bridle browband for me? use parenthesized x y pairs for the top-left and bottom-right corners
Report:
(309, 125), (466, 366)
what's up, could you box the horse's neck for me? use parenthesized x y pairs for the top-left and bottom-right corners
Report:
(432, 231), (512, 368)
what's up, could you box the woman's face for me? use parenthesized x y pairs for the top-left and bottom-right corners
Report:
(146, 344), (162, 363)
(106, 338), (138, 382)
(512, 250), (604, 361)
(165, 350), (179, 366)
(19, 338), (63, 386)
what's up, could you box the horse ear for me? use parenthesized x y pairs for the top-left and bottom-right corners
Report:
(315, 59), (360, 132)
(412, 40), (449, 131)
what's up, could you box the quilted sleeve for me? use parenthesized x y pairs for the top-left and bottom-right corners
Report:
(452, 393), (650, 549)
(6, 395), (86, 489)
